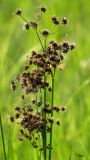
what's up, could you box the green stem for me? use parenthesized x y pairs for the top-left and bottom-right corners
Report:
(49, 72), (54, 160)
(8, 124), (10, 160)
(43, 74), (47, 160)
(0, 114), (7, 160)
(35, 30), (44, 51)
(20, 15), (29, 24)
(45, 37), (47, 50)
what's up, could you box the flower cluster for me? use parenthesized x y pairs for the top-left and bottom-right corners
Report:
(11, 6), (75, 160)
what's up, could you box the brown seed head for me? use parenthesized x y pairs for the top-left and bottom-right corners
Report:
(56, 120), (61, 125)
(61, 106), (66, 111)
(10, 116), (14, 123)
(42, 29), (49, 37)
(51, 16), (59, 25)
(16, 9), (22, 15)
(40, 6), (46, 13)
(62, 17), (68, 25)
(70, 43), (75, 50)
(24, 23), (30, 30)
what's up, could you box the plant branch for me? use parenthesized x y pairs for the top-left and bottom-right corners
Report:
(20, 15), (44, 51)
(35, 30), (44, 51)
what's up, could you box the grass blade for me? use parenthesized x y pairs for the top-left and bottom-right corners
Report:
(7, 124), (10, 160)
(69, 146), (72, 160)
(0, 114), (7, 160)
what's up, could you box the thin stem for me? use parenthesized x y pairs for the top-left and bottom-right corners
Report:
(20, 15), (29, 24)
(20, 15), (44, 51)
(69, 146), (72, 160)
(43, 74), (47, 160)
(8, 124), (10, 160)
(38, 133), (42, 160)
(49, 72), (54, 160)
(37, 149), (39, 160)
(44, 37), (47, 50)
(35, 30), (44, 51)
(0, 114), (7, 160)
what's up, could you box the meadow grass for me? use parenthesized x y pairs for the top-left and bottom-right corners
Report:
(0, 0), (90, 159)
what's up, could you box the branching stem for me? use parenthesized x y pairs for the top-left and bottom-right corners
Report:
(20, 15), (44, 51)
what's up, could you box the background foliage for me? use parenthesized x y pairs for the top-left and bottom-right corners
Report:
(0, 0), (90, 159)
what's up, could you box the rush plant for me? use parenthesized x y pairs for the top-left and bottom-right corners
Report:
(10, 6), (75, 160)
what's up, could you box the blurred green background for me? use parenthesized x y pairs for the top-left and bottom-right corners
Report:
(0, 0), (90, 160)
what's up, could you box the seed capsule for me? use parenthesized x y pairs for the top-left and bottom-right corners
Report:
(56, 120), (61, 125)
(51, 16), (59, 25)
(42, 29), (49, 37)
(61, 106), (66, 111)
(15, 113), (20, 119)
(16, 9), (22, 15)
(53, 106), (60, 112)
(62, 17), (68, 25)
(10, 116), (14, 123)
(40, 6), (46, 13)
(24, 23), (30, 30)
(15, 106), (20, 111)
(70, 43), (75, 50)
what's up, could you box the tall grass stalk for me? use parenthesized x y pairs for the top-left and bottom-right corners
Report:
(10, 7), (75, 160)
(49, 72), (54, 160)
(0, 114), (7, 160)
(7, 124), (10, 160)
(43, 74), (47, 160)
(69, 146), (72, 160)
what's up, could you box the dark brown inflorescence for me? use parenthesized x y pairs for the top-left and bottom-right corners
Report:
(16, 9), (22, 15)
(11, 6), (75, 157)
(51, 16), (59, 25)
(40, 6), (46, 13)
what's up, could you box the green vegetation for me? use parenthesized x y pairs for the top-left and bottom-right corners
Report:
(0, 0), (90, 160)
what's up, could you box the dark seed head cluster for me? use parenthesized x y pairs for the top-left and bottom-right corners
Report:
(10, 6), (75, 152)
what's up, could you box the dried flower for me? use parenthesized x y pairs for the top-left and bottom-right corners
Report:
(15, 113), (20, 119)
(56, 120), (61, 125)
(70, 43), (75, 50)
(23, 23), (30, 30)
(51, 16), (59, 25)
(16, 9), (22, 15)
(62, 17), (68, 25)
(61, 106), (66, 111)
(42, 29), (49, 37)
(10, 116), (14, 123)
(59, 41), (70, 53)
(40, 6), (46, 13)
(53, 106), (60, 112)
